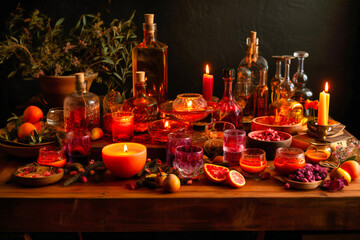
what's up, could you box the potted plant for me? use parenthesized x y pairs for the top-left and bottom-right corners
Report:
(0, 6), (137, 106)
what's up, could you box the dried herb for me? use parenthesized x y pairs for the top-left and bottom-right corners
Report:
(64, 160), (105, 186)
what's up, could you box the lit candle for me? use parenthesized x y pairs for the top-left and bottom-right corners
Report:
(324, 82), (330, 124)
(203, 64), (214, 101)
(102, 142), (147, 178)
(317, 83), (329, 125)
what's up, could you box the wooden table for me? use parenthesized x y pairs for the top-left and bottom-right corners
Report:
(1, 143), (360, 233)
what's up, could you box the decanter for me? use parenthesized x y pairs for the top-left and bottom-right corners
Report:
(254, 68), (268, 117)
(64, 73), (100, 132)
(238, 31), (268, 123)
(270, 56), (284, 103)
(213, 68), (243, 129)
(102, 89), (123, 136)
(132, 14), (168, 104)
(122, 71), (158, 132)
(292, 51), (313, 105)
(268, 56), (303, 125)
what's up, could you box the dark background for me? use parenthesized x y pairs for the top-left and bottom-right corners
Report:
(0, 0), (359, 138)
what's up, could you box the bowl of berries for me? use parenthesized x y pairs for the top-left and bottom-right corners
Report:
(284, 163), (328, 190)
(248, 129), (292, 160)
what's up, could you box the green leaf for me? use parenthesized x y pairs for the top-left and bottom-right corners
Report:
(101, 58), (114, 65)
(7, 71), (17, 78)
(55, 18), (64, 26)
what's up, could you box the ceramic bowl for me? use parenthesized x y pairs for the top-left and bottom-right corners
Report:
(247, 130), (292, 160)
(0, 140), (56, 158)
(251, 116), (303, 135)
(13, 165), (64, 187)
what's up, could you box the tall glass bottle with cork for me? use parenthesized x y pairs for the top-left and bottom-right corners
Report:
(238, 31), (268, 123)
(123, 71), (158, 132)
(63, 73), (100, 132)
(132, 14), (168, 104)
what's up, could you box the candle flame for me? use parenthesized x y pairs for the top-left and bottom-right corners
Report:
(325, 82), (329, 92)
(124, 144), (128, 153)
(205, 64), (210, 74)
(165, 121), (169, 128)
(187, 100), (193, 108)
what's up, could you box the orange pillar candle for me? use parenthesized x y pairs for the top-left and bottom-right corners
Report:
(102, 143), (147, 178)
(203, 64), (214, 101)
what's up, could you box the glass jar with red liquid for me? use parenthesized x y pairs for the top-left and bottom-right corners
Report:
(223, 129), (246, 166)
(274, 147), (305, 175)
(240, 148), (267, 178)
(37, 146), (67, 167)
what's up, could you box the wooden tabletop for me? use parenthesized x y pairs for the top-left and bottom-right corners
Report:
(1, 147), (360, 233)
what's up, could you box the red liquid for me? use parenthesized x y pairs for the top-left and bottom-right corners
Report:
(112, 115), (134, 142)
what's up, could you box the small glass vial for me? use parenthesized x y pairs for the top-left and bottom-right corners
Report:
(270, 56), (284, 103)
(292, 51), (313, 106)
(305, 140), (331, 164)
(238, 31), (268, 123)
(234, 67), (252, 112)
(122, 71), (158, 132)
(64, 73), (100, 132)
(102, 89), (123, 136)
(254, 68), (268, 117)
(132, 14), (168, 104)
(213, 68), (243, 129)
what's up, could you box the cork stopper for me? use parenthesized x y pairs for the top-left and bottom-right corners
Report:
(223, 68), (235, 79)
(250, 31), (257, 42)
(75, 72), (86, 90)
(143, 14), (156, 31)
(136, 71), (146, 83)
(144, 14), (154, 24)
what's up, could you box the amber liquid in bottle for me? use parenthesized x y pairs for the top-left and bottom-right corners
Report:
(132, 14), (168, 104)
(254, 69), (268, 117)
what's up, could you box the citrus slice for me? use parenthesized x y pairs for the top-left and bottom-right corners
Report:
(204, 163), (230, 183)
(227, 170), (246, 188)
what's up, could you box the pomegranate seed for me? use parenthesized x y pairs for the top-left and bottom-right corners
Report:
(43, 171), (51, 177)
(81, 176), (88, 183)
(284, 183), (290, 190)
(70, 171), (78, 176)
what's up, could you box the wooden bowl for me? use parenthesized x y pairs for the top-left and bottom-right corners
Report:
(0, 141), (56, 158)
(13, 167), (64, 187)
(273, 175), (324, 190)
(251, 116), (303, 135)
(247, 130), (292, 160)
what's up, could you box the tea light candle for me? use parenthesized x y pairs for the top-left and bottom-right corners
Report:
(112, 112), (134, 142)
(102, 142), (147, 178)
(148, 119), (187, 142)
(203, 64), (213, 101)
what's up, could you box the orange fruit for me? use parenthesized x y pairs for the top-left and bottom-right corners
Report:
(227, 170), (246, 188)
(204, 163), (230, 183)
(23, 106), (43, 124)
(156, 173), (167, 187)
(162, 174), (181, 192)
(330, 167), (351, 184)
(340, 160), (360, 180)
(17, 122), (37, 141)
(91, 127), (103, 140)
(33, 122), (42, 132)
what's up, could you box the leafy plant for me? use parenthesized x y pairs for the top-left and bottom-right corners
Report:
(0, 5), (138, 97)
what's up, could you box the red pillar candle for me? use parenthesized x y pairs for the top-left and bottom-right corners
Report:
(203, 64), (214, 101)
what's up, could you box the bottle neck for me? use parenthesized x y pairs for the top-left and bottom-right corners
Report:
(284, 61), (291, 83)
(260, 69), (267, 86)
(223, 78), (233, 98)
(143, 30), (156, 44)
(75, 81), (87, 94)
(297, 58), (304, 73)
(135, 82), (147, 97)
(275, 61), (282, 78)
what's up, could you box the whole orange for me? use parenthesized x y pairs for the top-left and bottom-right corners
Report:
(341, 160), (360, 180)
(18, 122), (37, 141)
(23, 106), (43, 124)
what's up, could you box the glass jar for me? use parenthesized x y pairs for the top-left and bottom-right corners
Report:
(240, 148), (267, 178)
(305, 140), (331, 164)
(274, 147), (305, 175)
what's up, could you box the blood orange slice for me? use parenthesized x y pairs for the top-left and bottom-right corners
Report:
(227, 170), (246, 188)
(204, 164), (230, 183)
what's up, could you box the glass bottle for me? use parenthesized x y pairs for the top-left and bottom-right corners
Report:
(213, 68), (243, 129)
(132, 14), (168, 104)
(122, 71), (158, 132)
(64, 73), (100, 132)
(238, 31), (268, 123)
(292, 51), (313, 106)
(270, 56), (284, 103)
(102, 89), (123, 136)
(234, 67), (252, 113)
(268, 56), (303, 125)
(254, 68), (268, 117)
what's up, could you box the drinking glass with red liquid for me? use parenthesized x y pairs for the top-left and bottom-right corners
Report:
(274, 147), (305, 175)
(223, 129), (246, 166)
(239, 148), (267, 178)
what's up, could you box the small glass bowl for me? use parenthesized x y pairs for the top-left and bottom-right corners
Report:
(37, 146), (67, 167)
(172, 93), (208, 112)
(205, 121), (235, 139)
(274, 147), (305, 175)
(148, 119), (187, 142)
